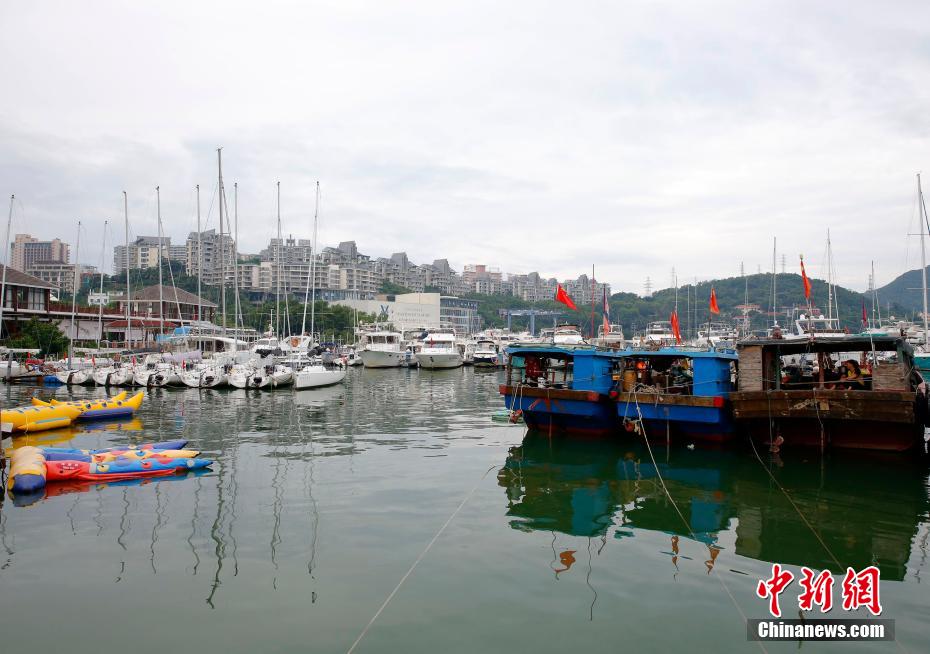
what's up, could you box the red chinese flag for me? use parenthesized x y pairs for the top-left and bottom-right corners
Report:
(555, 284), (577, 310)
(602, 288), (611, 334)
(709, 287), (720, 315)
(670, 310), (682, 344)
(800, 255), (812, 299)
(862, 300), (868, 326)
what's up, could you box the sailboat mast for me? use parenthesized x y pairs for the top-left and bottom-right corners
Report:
(310, 182), (319, 340)
(124, 192), (130, 348)
(68, 221), (81, 368)
(233, 182), (240, 334)
(276, 181), (281, 338)
(919, 174), (929, 345)
(772, 237), (777, 328)
(196, 184), (202, 324)
(97, 220), (107, 349)
(156, 186), (164, 342)
(826, 230), (833, 321)
(218, 148), (226, 335)
(0, 195), (14, 340)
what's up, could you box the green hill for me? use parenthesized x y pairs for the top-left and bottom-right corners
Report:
(473, 273), (904, 336)
(873, 266), (930, 315)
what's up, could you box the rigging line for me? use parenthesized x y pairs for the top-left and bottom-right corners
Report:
(346, 462), (501, 654)
(746, 435), (843, 570)
(629, 387), (768, 654)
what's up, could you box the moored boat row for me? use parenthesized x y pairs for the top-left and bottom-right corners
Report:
(500, 334), (930, 456)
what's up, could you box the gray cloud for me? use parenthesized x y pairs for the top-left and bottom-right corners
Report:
(2, 0), (930, 292)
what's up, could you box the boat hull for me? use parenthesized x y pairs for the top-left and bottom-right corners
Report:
(294, 366), (346, 389)
(360, 349), (404, 368)
(730, 389), (926, 452)
(616, 393), (734, 442)
(500, 385), (616, 435)
(418, 352), (463, 369)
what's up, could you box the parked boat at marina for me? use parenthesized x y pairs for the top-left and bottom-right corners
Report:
(730, 335), (927, 452)
(359, 331), (405, 368)
(500, 344), (619, 434)
(473, 338), (501, 368)
(612, 347), (738, 443)
(417, 332), (463, 369)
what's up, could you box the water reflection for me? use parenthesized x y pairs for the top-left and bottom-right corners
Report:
(499, 433), (930, 580)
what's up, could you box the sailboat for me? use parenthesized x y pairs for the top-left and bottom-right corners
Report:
(56, 221), (91, 385)
(295, 181), (346, 389)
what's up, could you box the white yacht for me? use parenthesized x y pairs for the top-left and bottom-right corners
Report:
(695, 322), (738, 348)
(417, 333), (463, 369)
(594, 323), (626, 348)
(642, 321), (677, 346)
(472, 338), (501, 367)
(553, 324), (586, 345)
(359, 331), (405, 368)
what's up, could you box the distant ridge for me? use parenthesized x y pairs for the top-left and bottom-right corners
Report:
(874, 266), (930, 314)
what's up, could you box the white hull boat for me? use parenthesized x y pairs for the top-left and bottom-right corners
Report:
(92, 366), (134, 386)
(294, 364), (346, 389)
(56, 369), (91, 385)
(417, 352), (463, 369)
(179, 365), (228, 389)
(360, 349), (405, 368)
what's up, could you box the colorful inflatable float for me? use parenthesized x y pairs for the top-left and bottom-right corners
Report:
(7, 439), (212, 496)
(32, 390), (144, 420)
(1, 404), (82, 434)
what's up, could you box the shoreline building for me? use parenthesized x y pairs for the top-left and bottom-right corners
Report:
(334, 292), (481, 334)
(10, 234), (70, 272)
(113, 236), (170, 275)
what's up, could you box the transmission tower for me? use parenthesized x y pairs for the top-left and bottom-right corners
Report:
(644, 276), (653, 296)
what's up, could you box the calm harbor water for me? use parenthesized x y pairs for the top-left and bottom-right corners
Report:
(0, 367), (927, 653)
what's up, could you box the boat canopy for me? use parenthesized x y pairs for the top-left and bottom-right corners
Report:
(737, 335), (910, 356)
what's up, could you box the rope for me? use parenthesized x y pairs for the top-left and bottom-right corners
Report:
(628, 386), (768, 653)
(346, 463), (499, 654)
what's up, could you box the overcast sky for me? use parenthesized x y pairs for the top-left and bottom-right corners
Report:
(2, 1), (930, 293)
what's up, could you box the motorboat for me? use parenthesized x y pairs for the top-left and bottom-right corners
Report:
(595, 323), (626, 348)
(241, 361), (294, 389)
(179, 361), (230, 388)
(553, 324), (586, 345)
(695, 322), (738, 348)
(417, 333), (463, 369)
(55, 368), (92, 386)
(359, 331), (405, 368)
(473, 339), (501, 367)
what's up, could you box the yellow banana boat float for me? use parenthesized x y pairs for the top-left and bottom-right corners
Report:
(1, 404), (82, 433)
(30, 391), (143, 420)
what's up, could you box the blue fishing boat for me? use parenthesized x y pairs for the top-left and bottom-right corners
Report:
(611, 347), (737, 442)
(500, 344), (621, 435)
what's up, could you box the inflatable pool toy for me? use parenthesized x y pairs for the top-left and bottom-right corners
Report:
(46, 457), (211, 482)
(1, 404), (82, 433)
(7, 439), (210, 497)
(8, 446), (47, 494)
(41, 439), (187, 455)
(32, 391), (143, 420)
(32, 390), (128, 407)
(43, 448), (200, 463)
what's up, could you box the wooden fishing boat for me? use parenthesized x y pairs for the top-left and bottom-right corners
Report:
(499, 344), (619, 435)
(729, 335), (928, 452)
(611, 347), (738, 443)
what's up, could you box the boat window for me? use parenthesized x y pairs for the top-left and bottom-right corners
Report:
(777, 354), (874, 391)
(510, 354), (574, 389)
(614, 357), (694, 395)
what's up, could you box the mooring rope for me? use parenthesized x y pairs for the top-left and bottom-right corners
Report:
(346, 462), (500, 654)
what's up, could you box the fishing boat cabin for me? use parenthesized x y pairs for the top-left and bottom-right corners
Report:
(500, 344), (618, 434)
(729, 335), (928, 453)
(611, 348), (738, 443)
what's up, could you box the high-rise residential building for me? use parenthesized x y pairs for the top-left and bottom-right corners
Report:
(185, 229), (236, 285)
(113, 236), (170, 275)
(10, 234), (70, 272)
(463, 264), (502, 294)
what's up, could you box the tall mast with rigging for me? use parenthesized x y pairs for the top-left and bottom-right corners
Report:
(0, 195), (14, 341)
(218, 148), (226, 335)
(275, 181), (282, 339)
(123, 192), (130, 348)
(919, 174), (929, 346)
(196, 184), (202, 324)
(156, 186), (164, 343)
(96, 220), (107, 349)
(301, 181), (320, 340)
(67, 221), (81, 369)
(234, 182), (240, 335)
